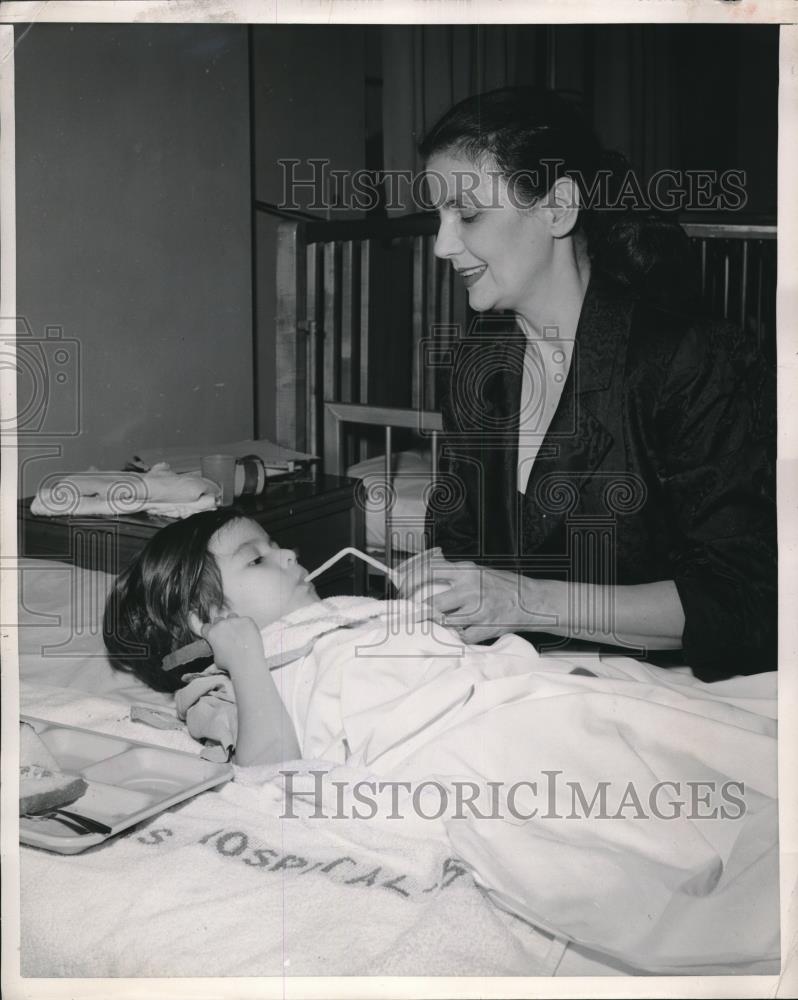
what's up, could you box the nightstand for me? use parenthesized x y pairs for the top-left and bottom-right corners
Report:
(19, 473), (367, 597)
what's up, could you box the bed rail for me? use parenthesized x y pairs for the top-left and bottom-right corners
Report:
(275, 213), (775, 575)
(276, 214), (776, 456)
(681, 222), (776, 349)
(324, 400), (443, 570)
(276, 213), (462, 456)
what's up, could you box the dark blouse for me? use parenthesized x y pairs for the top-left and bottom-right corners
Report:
(426, 273), (777, 681)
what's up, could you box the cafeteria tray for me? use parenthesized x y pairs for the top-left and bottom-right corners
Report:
(20, 715), (232, 854)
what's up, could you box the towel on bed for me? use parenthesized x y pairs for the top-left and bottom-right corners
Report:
(19, 682), (566, 978)
(30, 463), (219, 518)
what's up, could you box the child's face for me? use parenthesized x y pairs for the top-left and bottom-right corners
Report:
(208, 519), (319, 629)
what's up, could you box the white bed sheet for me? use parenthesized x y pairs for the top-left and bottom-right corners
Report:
(15, 558), (566, 978)
(20, 681), (573, 978)
(17, 557), (171, 706)
(15, 558), (780, 979)
(274, 614), (780, 974)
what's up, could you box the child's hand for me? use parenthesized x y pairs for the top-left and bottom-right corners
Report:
(187, 611), (263, 677)
(188, 609), (300, 766)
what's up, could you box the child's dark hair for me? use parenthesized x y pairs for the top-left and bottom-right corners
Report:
(103, 508), (246, 692)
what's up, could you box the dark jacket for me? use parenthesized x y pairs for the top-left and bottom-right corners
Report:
(427, 273), (777, 681)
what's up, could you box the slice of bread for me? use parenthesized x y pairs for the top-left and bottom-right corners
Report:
(19, 722), (88, 816)
(20, 764), (89, 816)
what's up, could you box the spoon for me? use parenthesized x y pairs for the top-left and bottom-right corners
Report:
(26, 809), (112, 835)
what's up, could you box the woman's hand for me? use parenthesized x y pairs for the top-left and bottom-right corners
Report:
(400, 556), (555, 644)
(399, 554), (686, 651)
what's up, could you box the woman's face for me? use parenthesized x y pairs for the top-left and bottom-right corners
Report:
(207, 519), (319, 630)
(426, 151), (554, 317)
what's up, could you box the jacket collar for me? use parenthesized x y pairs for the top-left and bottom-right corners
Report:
(496, 270), (633, 420)
(572, 271), (633, 394)
(489, 272), (635, 555)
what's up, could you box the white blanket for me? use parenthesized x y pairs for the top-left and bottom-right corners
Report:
(270, 612), (779, 973)
(16, 561), (780, 976)
(20, 682), (565, 977)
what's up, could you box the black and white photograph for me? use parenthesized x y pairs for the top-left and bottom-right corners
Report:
(1, 1), (794, 995)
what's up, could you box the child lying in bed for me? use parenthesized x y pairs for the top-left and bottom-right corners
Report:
(105, 509), (322, 765)
(103, 509), (779, 970)
(105, 508), (476, 766)
(105, 507), (606, 768)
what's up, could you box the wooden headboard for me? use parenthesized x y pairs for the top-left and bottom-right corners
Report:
(275, 213), (776, 467)
(275, 212), (470, 460)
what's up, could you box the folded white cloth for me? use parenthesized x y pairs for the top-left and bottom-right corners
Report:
(30, 463), (219, 517)
(30, 463), (219, 518)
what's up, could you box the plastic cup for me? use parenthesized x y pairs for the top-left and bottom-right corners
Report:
(201, 454), (236, 506)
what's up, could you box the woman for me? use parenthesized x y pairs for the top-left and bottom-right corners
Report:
(411, 88), (776, 681)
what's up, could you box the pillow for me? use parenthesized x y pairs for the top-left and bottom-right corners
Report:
(16, 558), (171, 706)
(346, 449), (432, 554)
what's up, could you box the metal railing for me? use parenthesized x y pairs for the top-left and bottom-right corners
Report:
(276, 215), (776, 457)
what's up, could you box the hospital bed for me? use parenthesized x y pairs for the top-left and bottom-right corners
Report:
(16, 556), (780, 978)
(15, 211), (780, 979)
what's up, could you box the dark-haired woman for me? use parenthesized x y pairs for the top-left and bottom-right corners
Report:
(413, 88), (776, 682)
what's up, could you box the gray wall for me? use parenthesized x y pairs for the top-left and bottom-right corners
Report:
(15, 24), (253, 495)
(250, 25), (366, 441)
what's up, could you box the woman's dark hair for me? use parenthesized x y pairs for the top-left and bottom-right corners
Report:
(103, 508), (246, 693)
(420, 87), (698, 306)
